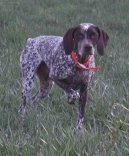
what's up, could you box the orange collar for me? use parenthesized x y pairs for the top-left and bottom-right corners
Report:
(70, 51), (101, 71)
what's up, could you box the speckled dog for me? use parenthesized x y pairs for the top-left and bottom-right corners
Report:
(19, 23), (109, 131)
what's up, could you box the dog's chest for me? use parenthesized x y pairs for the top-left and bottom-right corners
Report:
(63, 70), (94, 90)
(49, 44), (95, 80)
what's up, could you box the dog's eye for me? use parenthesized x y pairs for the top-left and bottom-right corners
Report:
(90, 33), (96, 39)
(78, 34), (84, 39)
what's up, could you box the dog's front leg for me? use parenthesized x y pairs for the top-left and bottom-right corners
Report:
(52, 78), (79, 104)
(76, 83), (88, 131)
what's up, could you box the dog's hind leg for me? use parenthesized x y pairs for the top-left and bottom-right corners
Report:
(19, 60), (41, 118)
(18, 64), (36, 118)
(31, 79), (53, 109)
(31, 62), (54, 109)
(19, 38), (43, 117)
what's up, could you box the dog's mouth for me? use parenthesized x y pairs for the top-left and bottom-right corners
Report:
(70, 51), (100, 70)
(78, 51), (93, 64)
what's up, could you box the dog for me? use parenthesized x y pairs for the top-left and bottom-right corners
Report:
(19, 23), (109, 131)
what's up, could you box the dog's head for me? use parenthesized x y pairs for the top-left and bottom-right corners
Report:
(63, 23), (109, 63)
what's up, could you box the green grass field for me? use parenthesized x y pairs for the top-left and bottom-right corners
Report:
(0, 0), (129, 155)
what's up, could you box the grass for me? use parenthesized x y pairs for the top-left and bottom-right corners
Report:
(0, 0), (129, 155)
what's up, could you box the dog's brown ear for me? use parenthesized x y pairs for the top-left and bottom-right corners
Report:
(63, 26), (78, 55)
(96, 28), (109, 55)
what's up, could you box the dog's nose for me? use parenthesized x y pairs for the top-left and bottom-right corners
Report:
(84, 45), (92, 52)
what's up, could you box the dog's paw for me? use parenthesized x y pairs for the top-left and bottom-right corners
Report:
(18, 104), (26, 119)
(67, 91), (80, 104)
(76, 117), (84, 130)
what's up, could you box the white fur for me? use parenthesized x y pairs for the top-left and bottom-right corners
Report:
(80, 23), (94, 31)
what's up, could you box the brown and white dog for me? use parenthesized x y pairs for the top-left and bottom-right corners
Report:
(19, 23), (109, 131)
